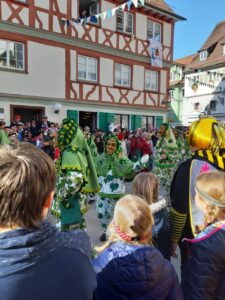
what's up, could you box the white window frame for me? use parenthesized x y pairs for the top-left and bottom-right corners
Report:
(145, 70), (159, 91)
(115, 114), (130, 129)
(199, 50), (208, 61)
(0, 39), (25, 71)
(89, 2), (100, 25)
(116, 10), (133, 35)
(147, 20), (162, 42)
(223, 44), (225, 55)
(14, 0), (28, 3)
(78, 55), (97, 82)
(115, 63), (131, 87)
(169, 90), (174, 100)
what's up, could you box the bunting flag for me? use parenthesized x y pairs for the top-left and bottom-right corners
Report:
(112, 7), (117, 16)
(127, 0), (133, 11)
(62, 0), (144, 28)
(133, 0), (139, 7)
(149, 39), (162, 68)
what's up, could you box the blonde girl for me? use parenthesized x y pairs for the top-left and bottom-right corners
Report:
(182, 171), (225, 299)
(93, 195), (182, 300)
(132, 172), (170, 259)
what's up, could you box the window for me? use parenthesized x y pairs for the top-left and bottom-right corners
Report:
(170, 71), (176, 82)
(145, 70), (158, 91)
(89, 2), (99, 24)
(115, 114), (130, 129)
(0, 39), (24, 70)
(79, 0), (100, 25)
(147, 20), (161, 42)
(223, 44), (225, 55)
(169, 90), (174, 100)
(78, 55), (97, 82)
(194, 102), (200, 110)
(199, 50), (208, 61)
(142, 116), (154, 130)
(210, 100), (217, 111)
(117, 10), (133, 34)
(115, 63), (131, 87)
(0, 108), (4, 119)
(167, 109), (174, 122)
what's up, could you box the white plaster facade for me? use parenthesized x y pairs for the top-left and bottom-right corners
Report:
(183, 67), (225, 125)
(0, 0), (184, 129)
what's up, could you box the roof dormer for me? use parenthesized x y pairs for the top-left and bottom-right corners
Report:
(199, 50), (208, 61)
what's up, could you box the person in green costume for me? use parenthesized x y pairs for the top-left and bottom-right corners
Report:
(84, 131), (99, 204)
(154, 123), (179, 204)
(52, 118), (99, 231)
(173, 128), (191, 164)
(95, 133), (149, 241)
(0, 121), (10, 145)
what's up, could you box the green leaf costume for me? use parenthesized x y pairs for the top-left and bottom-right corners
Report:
(0, 130), (10, 145)
(154, 123), (179, 204)
(95, 134), (148, 232)
(53, 119), (99, 230)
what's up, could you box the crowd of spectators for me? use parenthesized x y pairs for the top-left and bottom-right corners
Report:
(1, 115), (160, 164)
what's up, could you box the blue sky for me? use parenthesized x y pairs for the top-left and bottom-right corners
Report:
(166, 0), (225, 59)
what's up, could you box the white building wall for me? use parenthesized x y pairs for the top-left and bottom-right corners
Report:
(183, 67), (225, 125)
(34, 0), (50, 10)
(160, 70), (167, 94)
(0, 42), (65, 99)
(101, 1), (116, 31)
(163, 22), (171, 47)
(100, 57), (114, 86)
(133, 65), (144, 91)
(136, 13), (147, 40)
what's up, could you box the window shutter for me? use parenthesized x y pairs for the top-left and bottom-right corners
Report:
(98, 113), (115, 131)
(67, 110), (78, 122)
(155, 116), (164, 128)
(98, 112), (108, 131)
(107, 113), (115, 125)
(131, 115), (142, 130)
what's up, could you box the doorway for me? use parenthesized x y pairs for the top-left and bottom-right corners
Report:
(10, 105), (45, 123)
(79, 111), (97, 132)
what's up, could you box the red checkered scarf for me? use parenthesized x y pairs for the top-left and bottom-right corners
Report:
(113, 221), (151, 242)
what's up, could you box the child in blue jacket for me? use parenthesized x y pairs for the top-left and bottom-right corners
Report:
(93, 195), (183, 300)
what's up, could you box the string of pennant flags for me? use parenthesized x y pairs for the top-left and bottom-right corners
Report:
(172, 69), (225, 78)
(62, 0), (145, 27)
(187, 77), (225, 90)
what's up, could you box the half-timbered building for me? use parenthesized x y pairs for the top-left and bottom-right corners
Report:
(0, 0), (184, 130)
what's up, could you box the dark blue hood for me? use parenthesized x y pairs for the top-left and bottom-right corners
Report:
(94, 242), (183, 300)
(0, 221), (91, 278)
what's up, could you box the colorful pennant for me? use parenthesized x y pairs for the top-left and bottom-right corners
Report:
(62, 0), (144, 27)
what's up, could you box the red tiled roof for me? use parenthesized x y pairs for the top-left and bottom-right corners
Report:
(188, 21), (225, 70)
(145, 0), (173, 12)
(174, 54), (197, 66)
(199, 21), (225, 51)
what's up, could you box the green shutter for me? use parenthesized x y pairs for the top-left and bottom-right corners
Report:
(107, 113), (115, 125)
(98, 112), (115, 131)
(131, 115), (135, 130)
(155, 116), (164, 128)
(67, 110), (78, 122)
(98, 112), (107, 131)
(135, 115), (142, 129)
(131, 115), (142, 130)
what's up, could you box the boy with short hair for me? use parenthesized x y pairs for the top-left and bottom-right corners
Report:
(0, 143), (96, 300)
